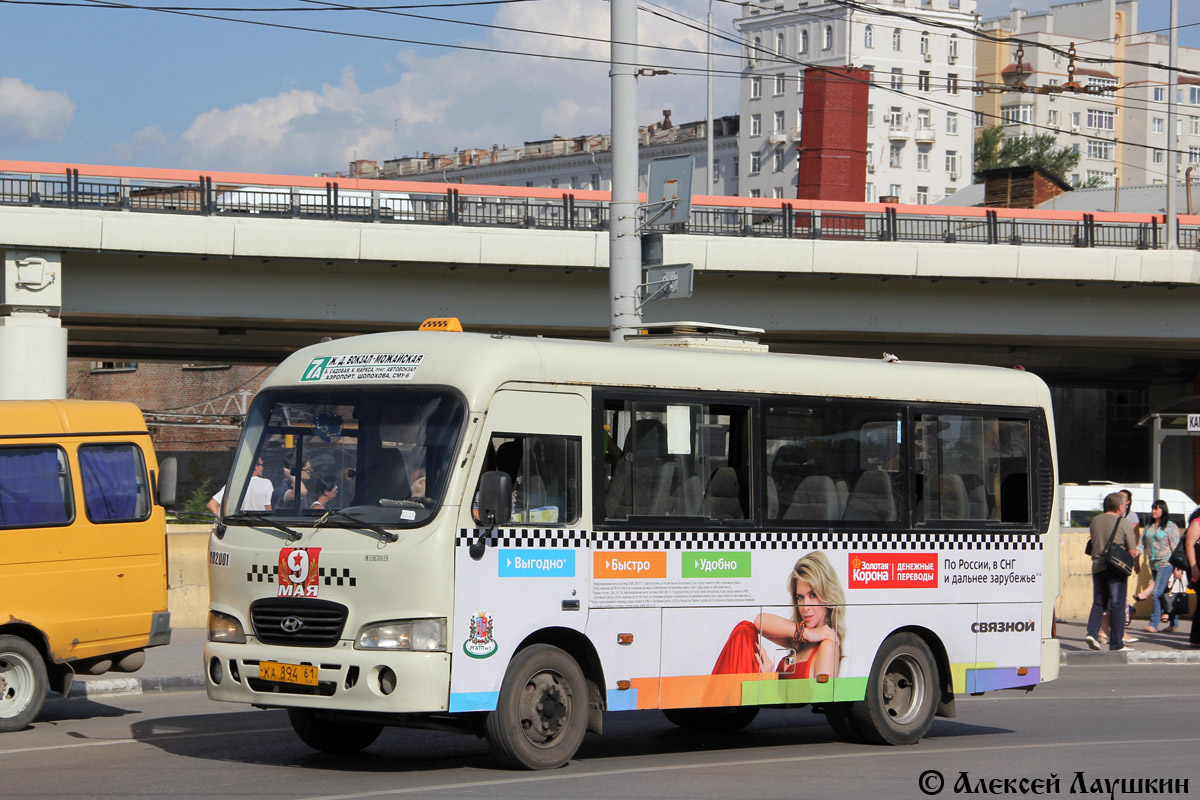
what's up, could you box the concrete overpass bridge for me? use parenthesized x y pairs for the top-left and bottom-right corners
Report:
(2, 158), (1200, 388)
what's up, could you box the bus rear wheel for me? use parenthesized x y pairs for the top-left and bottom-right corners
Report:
(485, 644), (588, 770)
(662, 706), (759, 732)
(851, 633), (938, 746)
(0, 635), (47, 733)
(287, 708), (383, 755)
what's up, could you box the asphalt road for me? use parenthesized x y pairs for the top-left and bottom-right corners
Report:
(3, 664), (1196, 800)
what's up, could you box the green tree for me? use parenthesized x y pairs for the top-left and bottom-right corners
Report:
(973, 125), (1094, 186)
(168, 477), (215, 522)
(974, 124), (1007, 172)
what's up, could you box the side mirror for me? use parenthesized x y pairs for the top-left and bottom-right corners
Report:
(471, 471), (512, 561)
(157, 457), (178, 508)
(478, 470), (512, 527)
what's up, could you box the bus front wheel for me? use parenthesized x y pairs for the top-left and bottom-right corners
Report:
(485, 644), (588, 770)
(287, 708), (383, 755)
(0, 635), (47, 733)
(851, 633), (939, 746)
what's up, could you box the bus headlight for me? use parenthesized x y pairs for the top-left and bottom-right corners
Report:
(208, 610), (247, 643)
(355, 619), (447, 652)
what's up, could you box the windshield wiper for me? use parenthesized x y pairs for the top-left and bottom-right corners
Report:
(223, 512), (302, 541)
(312, 510), (399, 543)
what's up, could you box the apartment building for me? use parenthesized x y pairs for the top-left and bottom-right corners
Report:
(734, 0), (977, 204)
(337, 114), (741, 197)
(977, 0), (1200, 188)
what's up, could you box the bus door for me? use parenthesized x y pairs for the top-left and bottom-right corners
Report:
(595, 395), (768, 713)
(450, 389), (588, 711)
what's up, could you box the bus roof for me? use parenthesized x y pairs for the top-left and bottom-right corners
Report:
(263, 331), (1052, 411)
(0, 400), (148, 438)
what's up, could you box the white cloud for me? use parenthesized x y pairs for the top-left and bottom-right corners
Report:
(0, 77), (75, 143)
(113, 0), (739, 173)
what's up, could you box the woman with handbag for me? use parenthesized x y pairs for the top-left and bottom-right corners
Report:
(1133, 499), (1181, 633)
(1185, 509), (1200, 648)
(1085, 493), (1140, 652)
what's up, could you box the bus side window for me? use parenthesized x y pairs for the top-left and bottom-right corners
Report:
(915, 414), (1031, 524)
(601, 399), (751, 523)
(477, 435), (580, 525)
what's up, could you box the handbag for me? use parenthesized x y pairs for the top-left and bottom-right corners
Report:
(1101, 517), (1135, 577)
(1169, 538), (1192, 571)
(1166, 576), (1191, 618)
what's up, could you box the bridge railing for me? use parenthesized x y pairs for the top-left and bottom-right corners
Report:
(2, 162), (1198, 251)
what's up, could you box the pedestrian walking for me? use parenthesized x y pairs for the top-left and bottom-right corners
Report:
(1085, 492), (1140, 652)
(1132, 499), (1180, 633)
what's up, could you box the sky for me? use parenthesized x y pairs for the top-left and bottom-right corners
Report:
(0, 0), (1196, 176)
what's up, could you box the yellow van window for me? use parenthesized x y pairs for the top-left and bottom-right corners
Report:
(0, 446), (73, 528)
(79, 444), (151, 523)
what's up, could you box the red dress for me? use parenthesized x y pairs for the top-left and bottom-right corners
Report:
(711, 620), (816, 679)
(710, 620), (760, 674)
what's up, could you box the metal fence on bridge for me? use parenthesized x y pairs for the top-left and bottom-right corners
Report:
(1, 167), (1196, 250)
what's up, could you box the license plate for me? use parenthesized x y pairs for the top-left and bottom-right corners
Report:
(258, 661), (318, 686)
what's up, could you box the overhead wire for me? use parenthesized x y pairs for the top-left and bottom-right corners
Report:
(26, 0), (1187, 182)
(15, 0), (1199, 117)
(0, 0), (545, 7)
(649, 2), (1180, 184)
(67, 0), (684, 68)
(806, 0), (1200, 79)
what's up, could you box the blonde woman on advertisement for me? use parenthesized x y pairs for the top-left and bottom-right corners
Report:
(711, 551), (846, 679)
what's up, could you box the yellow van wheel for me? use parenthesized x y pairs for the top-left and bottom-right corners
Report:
(0, 636), (47, 733)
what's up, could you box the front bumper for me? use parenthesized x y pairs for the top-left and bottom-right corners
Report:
(204, 640), (451, 713)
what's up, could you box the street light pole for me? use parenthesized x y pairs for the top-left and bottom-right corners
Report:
(609, 0), (642, 342)
(1166, 0), (1178, 249)
(706, 0), (714, 191)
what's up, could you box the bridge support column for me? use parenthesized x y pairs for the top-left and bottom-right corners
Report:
(0, 251), (67, 399)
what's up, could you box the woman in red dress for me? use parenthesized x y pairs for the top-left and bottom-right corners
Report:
(711, 551), (846, 679)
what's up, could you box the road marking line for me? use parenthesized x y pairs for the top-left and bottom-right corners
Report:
(294, 736), (1200, 800)
(0, 739), (137, 756)
(0, 726), (289, 756)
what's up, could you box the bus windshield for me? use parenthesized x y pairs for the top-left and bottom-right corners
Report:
(227, 387), (465, 527)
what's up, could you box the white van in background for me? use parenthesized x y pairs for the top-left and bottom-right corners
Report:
(216, 186), (413, 219)
(1059, 481), (1197, 528)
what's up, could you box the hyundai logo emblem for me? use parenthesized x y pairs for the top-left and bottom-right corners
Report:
(280, 616), (304, 634)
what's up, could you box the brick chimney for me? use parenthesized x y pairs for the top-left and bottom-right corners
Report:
(795, 67), (869, 202)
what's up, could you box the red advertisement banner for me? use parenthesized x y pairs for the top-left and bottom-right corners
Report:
(848, 553), (937, 589)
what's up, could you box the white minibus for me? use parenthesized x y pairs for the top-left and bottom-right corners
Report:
(205, 321), (1059, 768)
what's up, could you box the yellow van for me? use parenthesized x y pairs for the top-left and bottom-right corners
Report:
(0, 400), (175, 732)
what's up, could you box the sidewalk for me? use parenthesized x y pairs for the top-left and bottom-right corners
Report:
(1056, 618), (1200, 665)
(53, 628), (207, 701)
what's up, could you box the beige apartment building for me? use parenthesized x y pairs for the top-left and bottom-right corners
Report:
(978, 0), (1200, 188)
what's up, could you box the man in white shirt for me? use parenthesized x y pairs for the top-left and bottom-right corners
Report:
(206, 457), (273, 514)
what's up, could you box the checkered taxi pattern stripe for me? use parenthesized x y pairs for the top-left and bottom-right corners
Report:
(246, 564), (358, 586)
(455, 528), (589, 548)
(458, 528), (1041, 551)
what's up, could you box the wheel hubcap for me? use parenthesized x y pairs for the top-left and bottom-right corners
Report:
(880, 653), (925, 725)
(518, 671), (571, 748)
(0, 653), (36, 720)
